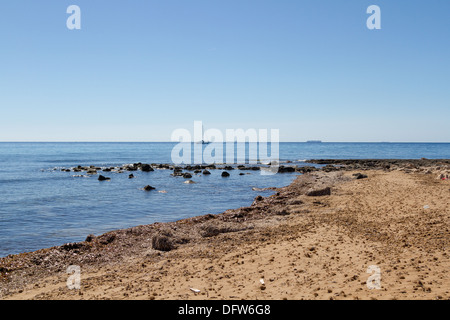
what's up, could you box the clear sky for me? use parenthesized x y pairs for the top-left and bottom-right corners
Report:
(0, 0), (449, 142)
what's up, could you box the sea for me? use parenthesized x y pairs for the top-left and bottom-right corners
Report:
(1, 142), (449, 257)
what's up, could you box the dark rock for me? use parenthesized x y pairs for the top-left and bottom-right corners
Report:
(61, 242), (85, 251)
(353, 173), (368, 179)
(85, 234), (96, 242)
(183, 173), (192, 179)
(98, 175), (111, 181)
(203, 170), (211, 175)
(152, 234), (175, 251)
(141, 164), (154, 172)
(144, 185), (156, 191)
(128, 174), (134, 179)
(278, 166), (295, 173)
(276, 209), (290, 216)
(296, 166), (318, 173)
(98, 234), (116, 245)
(306, 187), (331, 197)
(221, 171), (230, 177)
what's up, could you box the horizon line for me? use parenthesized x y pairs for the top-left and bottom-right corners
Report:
(1, 141), (450, 144)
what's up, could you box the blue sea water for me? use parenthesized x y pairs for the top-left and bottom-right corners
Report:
(0, 142), (449, 257)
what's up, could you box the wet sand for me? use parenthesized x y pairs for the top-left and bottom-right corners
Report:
(1, 160), (449, 300)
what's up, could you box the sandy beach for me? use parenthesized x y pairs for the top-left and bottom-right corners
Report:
(1, 160), (449, 300)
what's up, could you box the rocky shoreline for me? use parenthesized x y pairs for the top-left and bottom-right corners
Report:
(1, 159), (449, 299)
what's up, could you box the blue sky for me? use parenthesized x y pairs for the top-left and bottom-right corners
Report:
(0, 0), (449, 142)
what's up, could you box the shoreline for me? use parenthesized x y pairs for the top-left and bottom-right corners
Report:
(1, 159), (449, 300)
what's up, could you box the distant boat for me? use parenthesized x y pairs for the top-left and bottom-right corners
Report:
(196, 124), (210, 144)
(306, 140), (322, 143)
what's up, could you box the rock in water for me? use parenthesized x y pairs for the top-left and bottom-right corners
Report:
(98, 175), (111, 181)
(128, 174), (134, 179)
(221, 171), (230, 177)
(203, 170), (211, 175)
(141, 164), (154, 172)
(143, 185), (156, 191)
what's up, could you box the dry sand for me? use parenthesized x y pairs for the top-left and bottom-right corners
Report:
(1, 167), (449, 300)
